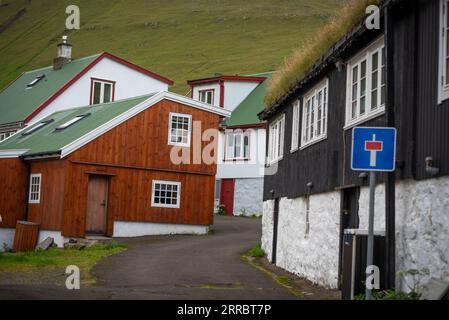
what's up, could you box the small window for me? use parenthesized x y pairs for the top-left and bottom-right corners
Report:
(151, 180), (181, 209)
(267, 114), (285, 164)
(345, 37), (385, 127)
(55, 114), (90, 131)
(22, 119), (54, 136)
(168, 113), (192, 147)
(91, 79), (115, 105)
(199, 90), (214, 105)
(301, 79), (328, 148)
(225, 130), (250, 160)
(27, 75), (45, 88)
(0, 131), (15, 141)
(291, 100), (300, 152)
(29, 173), (42, 204)
(439, 0), (449, 103)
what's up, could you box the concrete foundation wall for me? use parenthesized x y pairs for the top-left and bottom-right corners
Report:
(233, 178), (263, 216)
(113, 221), (210, 237)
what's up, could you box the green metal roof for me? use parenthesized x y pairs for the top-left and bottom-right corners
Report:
(0, 54), (100, 126)
(225, 72), (273, 127)
(0, 94), (153, 157)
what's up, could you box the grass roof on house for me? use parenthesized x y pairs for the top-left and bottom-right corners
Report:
(0, 54), (100, 126)
(265, 0), (380, 109)
(226, 72), (273, 126)
(0, 94), (153, 157)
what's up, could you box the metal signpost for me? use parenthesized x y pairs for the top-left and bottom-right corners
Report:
(351, 127), (396, 300)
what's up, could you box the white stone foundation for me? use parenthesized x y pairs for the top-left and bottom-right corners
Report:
(233, 178), (264, 217)
(0, 228), (15, 252)
(113, 221), (210, 237)
(262, 177), (449, 292)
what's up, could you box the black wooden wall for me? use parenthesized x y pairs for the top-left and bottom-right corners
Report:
(263, 0), (448, 201)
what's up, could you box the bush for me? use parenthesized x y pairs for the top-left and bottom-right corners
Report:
(247, 244), (266, 258)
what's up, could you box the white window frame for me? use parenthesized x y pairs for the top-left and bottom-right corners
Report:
(291, 100), (300, 152)
(345, 36), (386, 129)
(199, 89), (215, 105)
(168, 112), (192, 147)
(439, 0), (449, 103)
(91, 79), (114, 105)
(267, 114), (285, 165)
(0, 131), (15, 141)
(29, 173), (42, 204)
(151, 180), (181, 209)
(300, 78), (329, 149)
(224, 130), (251, 161)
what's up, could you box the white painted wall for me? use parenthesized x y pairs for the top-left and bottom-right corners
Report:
(29, 57), (170, 124)
(262, 177), (449, 292)
(113, 221), (210, 237)
(233, 178), (264, 216)
(223, 81), (259, 112)
(262, 191), (341, 289)
(191, 83), (221, 107)
(216, 128), (266, 179)
(37, 230), (66, 248)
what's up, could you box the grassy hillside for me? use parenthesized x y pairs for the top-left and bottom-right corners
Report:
(0, 0), (341, 94)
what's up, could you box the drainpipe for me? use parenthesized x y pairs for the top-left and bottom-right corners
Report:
(384, 3), (396, 290)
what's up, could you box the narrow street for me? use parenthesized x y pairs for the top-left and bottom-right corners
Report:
(0, 216), (299, 300)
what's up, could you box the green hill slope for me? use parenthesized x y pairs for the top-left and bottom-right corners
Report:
(0, 0), (341, 93)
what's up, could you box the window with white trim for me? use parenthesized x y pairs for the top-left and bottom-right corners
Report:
(439, 0), (449, 103)
(29, 173), (42, 204)
(168, 113), (192, 147)
(267, 114), (285, 164)
(301, 79), (328, 148)
(151, 180), (181, 208)
(91, 79), (114, 105)
(225, 130), (250, 160)
(0, 131), (15, 141)
(345, 37), (385, 127)
(199, 90), (214, 105)
(291, 100), (300, 152)
(55, 114), (90, 131)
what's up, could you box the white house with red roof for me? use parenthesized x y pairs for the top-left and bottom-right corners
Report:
(0, 36), (173, 140)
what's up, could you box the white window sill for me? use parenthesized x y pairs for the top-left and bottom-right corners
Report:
(290, 147), (299, 154)
(300, 135), (327, 150)
(168, 142), (190, 148)
(438, 86), (449, 104)
(343, 108), (385, 130)
(151, 204), (180, 209)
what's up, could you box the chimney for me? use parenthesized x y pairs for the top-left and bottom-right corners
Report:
(53, 35), (72, 70)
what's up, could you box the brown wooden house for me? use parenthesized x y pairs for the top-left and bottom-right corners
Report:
(0, 92), (230, 248)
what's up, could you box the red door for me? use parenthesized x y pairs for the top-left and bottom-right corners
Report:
(220, 179), (235, 216)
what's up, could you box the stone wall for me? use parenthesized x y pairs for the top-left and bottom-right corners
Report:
(233, 178), (263, 216)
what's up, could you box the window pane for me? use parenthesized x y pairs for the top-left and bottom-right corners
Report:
(371, 89), (378, 110)
(235, 134), (242, 158)
(103, 83), (112, 103)
(244, 135), (250, 158)
(93, 82), (101, 104)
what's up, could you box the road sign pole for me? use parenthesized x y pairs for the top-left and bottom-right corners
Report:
(365, 171), (376, 300)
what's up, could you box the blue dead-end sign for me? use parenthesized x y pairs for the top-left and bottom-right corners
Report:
(351, 127), (397, 172)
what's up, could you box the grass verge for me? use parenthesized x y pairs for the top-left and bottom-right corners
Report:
(0, 243), (127, 285)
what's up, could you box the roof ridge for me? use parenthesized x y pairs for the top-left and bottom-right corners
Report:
(23, 53), (102, 74)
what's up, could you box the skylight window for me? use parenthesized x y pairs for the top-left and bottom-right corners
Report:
(21, 119), (54, 136)
(27, 75), (45, 88)
(55, 114), (90, 131)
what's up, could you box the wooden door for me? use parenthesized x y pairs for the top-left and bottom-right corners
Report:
(219, 179), (235, 216)
(85, 175), (109, 235)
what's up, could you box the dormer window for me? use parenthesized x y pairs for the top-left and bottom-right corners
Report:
(55, 114), (90, 131)
(27, 75), (45, 88)
(22, 119), (54, 136)
(199, 89), (214, 105)
(91, 78), (115, 105)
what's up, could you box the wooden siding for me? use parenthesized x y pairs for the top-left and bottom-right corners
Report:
(68, 100), (219, 175)
(0, 158), (28, 228)
(263, 0), (447, 201)
(27, 159), (67, 231)
(62, 162), (215, 237)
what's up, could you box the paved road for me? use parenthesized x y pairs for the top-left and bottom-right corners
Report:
(0, 216), (297, 300)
